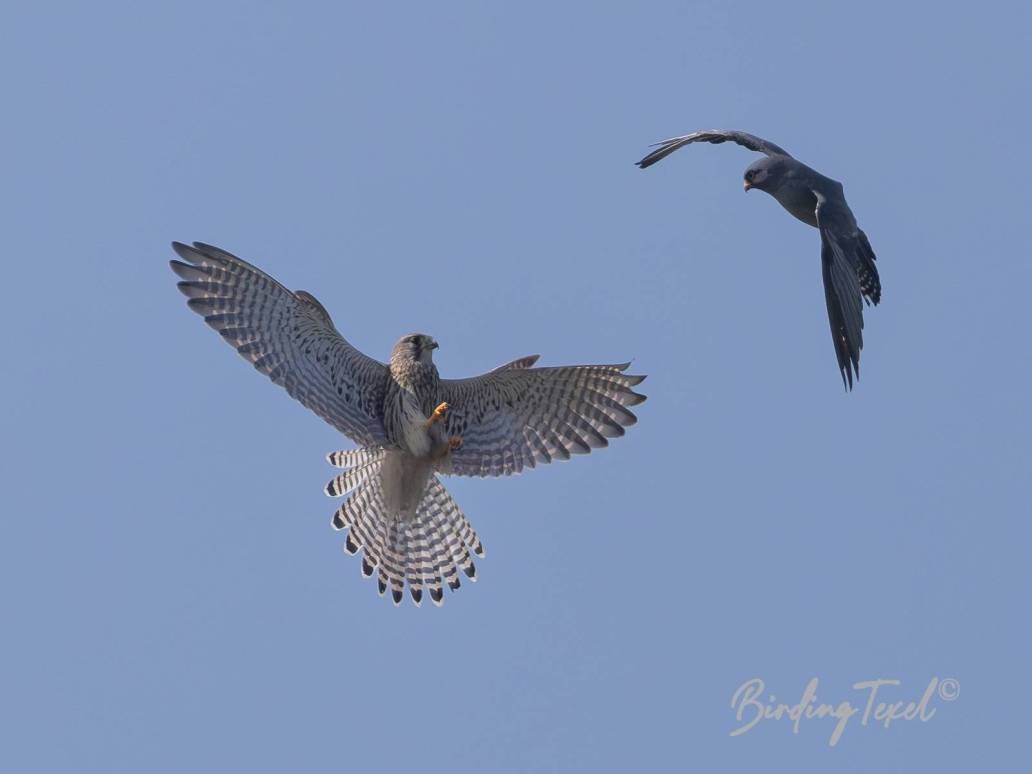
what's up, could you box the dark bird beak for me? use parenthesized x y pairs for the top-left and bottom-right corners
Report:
(430, 341), (439, 350)
(743, 180), (753, 191)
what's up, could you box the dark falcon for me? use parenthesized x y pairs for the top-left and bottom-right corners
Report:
(637, 129), (881, 389)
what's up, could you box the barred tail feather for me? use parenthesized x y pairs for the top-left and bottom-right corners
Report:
(326, 447), (484, 607)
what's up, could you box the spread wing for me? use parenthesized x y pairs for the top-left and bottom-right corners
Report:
(814, 194), (880, 389)
(439, 363), (646, 477)
(170, 241), (390, 445)
(636, 129), (792, 169)
(487, 354), (541, 373)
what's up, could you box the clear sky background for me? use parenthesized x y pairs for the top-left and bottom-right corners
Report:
(2, 1), (1029, 771)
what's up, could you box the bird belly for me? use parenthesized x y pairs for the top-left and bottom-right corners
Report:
(379, 449), (434, 521)
(774, 187), (819, 227)
(395, 390), (447, 459)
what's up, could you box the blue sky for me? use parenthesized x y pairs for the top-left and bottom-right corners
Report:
(2, 1), (1029, 771)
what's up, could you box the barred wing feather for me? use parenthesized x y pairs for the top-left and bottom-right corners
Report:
(170, 242), (390, 446)
(440, 363), (646, 477)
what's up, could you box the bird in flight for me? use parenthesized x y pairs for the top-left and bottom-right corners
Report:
(170, 242), (646, 606)
(637, 129), (881, 389)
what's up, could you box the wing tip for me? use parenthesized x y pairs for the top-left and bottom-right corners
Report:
(170, 240), (246, 267)
(624, 390), (647, 406)
(171, 241), (200, 263)
(635, 151), (667, 169)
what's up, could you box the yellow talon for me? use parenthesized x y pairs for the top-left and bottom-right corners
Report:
(427, 402), (449, 426)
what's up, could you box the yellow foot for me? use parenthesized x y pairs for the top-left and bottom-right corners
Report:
(448, 436), (463, 451)
(427, 402), (449, 426)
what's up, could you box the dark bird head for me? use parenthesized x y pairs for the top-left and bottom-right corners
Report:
(392, 333), (439, 366)
(743, 157), (786, 193)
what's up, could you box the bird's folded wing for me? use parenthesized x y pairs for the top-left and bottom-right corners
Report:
(815, 197), (866, 389)
(636, 129), (792, 168)
(170, 241), (390, 446)
(438, 363), (646, 477)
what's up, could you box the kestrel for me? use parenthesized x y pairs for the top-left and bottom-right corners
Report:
(637, 129), (881, 389)
(170, 242), (646, 606)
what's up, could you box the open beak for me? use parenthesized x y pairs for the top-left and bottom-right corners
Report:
(743, 180), (753, 191)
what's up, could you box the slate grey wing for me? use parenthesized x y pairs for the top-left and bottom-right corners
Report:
(439, 363), (646, 477)
(636, 129), (792, 169)
(814, 195), (880, 389)
(170, 241), (390, 446)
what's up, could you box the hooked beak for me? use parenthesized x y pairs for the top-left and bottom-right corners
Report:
(430, 340), (439, 350)
(743, 180), (753, 191)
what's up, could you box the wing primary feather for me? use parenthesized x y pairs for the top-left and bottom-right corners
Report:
(636, 129), (791, 168)
(169, 241), (390, 446)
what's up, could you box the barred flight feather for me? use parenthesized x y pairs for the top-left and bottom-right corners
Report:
(171, 242), (648, 608)
(439, 363), (646, 477)
(170, 242), (390, 447)
(326, 447), (483, 607)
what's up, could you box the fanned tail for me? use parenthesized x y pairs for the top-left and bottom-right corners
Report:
(325, 447), (485, 607)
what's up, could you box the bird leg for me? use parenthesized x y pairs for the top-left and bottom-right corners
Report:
(426, 402), (449, 427)
(427, 403), (461, 449)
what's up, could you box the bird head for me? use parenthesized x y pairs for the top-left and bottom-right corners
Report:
(393, 333), (439, 365)
(743, 158), (783, 192)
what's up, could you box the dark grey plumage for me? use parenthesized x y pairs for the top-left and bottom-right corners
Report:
(637, 129), (881, 389)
